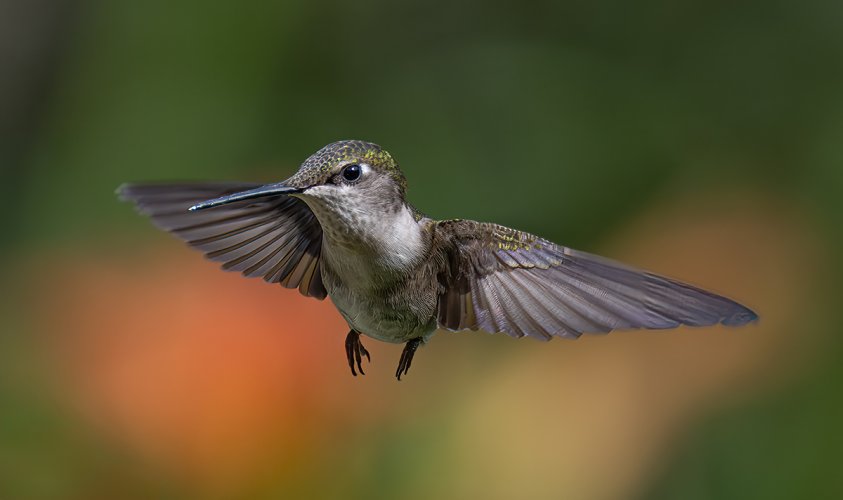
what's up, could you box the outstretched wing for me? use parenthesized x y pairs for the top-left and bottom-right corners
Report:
(435, 220), (756, 340)
(118, 182), (326, 299)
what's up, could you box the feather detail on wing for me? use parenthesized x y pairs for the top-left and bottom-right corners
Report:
(118, 182), (326, 299)
(436, 220), (757, 340)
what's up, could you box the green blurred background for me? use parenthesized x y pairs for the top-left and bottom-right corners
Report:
(2, 0), (842, 498)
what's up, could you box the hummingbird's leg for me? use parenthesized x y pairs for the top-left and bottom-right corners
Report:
(395, 337), (423, 381)
(345, 329), (371, 376)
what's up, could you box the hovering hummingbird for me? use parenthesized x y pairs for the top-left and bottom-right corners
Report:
(119, 140), (757, 380)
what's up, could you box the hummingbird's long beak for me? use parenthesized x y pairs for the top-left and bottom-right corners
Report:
(189, 182), (305, 211)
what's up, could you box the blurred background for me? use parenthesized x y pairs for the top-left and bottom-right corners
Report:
(2, 0), (842, 498)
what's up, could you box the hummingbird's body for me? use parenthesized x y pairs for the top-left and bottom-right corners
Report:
(120, 140), (758, 379)
(301, 165), (439, 345)
(319, 207), (437, 345)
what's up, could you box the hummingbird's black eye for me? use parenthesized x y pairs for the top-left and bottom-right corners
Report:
(341, 164), (362, 182)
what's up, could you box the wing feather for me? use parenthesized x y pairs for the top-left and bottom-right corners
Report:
(436, 220), (757, 339)
(118, 182), (327, 299)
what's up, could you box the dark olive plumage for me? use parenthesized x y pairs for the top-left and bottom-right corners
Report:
(118, 140), (757, 379)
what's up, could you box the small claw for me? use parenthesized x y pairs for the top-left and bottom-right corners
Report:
(345, 330), (371, 377)
(345, 331), (358, 377)
(395, 338), (422, 381)
(395, 349), (406, 381)
(354, 340), (365, 376)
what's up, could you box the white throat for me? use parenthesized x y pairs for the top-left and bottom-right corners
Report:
(299, 185), (426, 287)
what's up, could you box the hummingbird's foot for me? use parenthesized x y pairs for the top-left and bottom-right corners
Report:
(345, 329), (371, 376)
(395, 337), (423, 381)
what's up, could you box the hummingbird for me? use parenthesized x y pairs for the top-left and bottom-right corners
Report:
(119, 140), (757, 380)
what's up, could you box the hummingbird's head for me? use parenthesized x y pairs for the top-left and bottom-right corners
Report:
(289, 140), (406, 196)
(189, 140), (410, 223)
(285, 140), (410, 232)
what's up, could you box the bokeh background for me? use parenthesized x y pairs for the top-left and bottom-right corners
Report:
(2, 0), (842, 498)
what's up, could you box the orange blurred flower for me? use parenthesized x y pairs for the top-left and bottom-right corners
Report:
(35, 248), (368, 491)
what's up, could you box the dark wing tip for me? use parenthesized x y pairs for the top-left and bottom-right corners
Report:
(115, 183), (134, 201)
(116, 183), (169, 205)
(722, 306), (759, 326)
(116, 183), (165, 216)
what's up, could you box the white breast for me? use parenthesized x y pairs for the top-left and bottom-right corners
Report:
(303, 184), (425, 287)
(321, 202), (424, 288)
(320, 208), (431, 342)
(298, 186), (432, 341)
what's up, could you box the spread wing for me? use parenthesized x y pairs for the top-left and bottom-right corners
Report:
(436, 220), (757, 340)
(118, 182), (326, 299)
